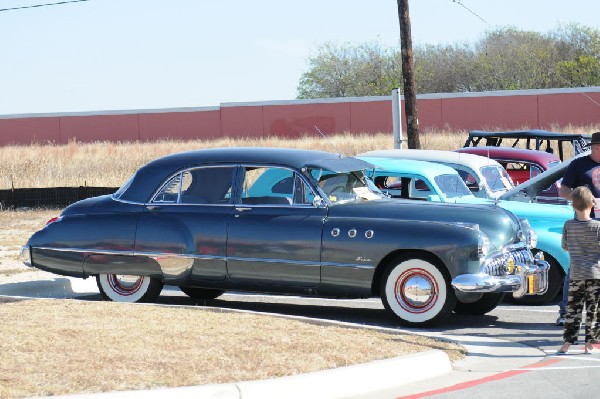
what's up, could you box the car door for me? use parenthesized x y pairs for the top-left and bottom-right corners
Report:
(134, 166), (237, 283)
(225, 165), (326, 286)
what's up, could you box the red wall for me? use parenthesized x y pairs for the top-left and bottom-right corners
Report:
(0, 87), (598, 145)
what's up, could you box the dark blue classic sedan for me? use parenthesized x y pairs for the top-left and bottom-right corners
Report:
(21, 147), (549, 327)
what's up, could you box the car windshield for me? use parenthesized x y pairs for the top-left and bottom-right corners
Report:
(480, 165), (514, 193)
(434, 174), (472, 198)
(307, 168), (384, 204)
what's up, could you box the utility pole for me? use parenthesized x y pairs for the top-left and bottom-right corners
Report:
(397, 0), (421, 149)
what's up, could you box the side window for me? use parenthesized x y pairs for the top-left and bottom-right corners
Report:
(505, 162), (530, 184)
(456, 169), (480, 193)
(242, 166), (313, 205)
(153, 167), (235, 204)
(530, 164), (543, 178)
(372, 175), (405, 198)
(179, 167), (235, 204)
(153, 173), (183, 203)
(410, 178), (433, 199)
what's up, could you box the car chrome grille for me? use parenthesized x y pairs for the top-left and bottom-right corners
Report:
(481, 247), (534, 276)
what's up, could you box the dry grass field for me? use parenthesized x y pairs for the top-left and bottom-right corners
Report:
(0, 298), (465, 399)
(0, 124), (596, 189)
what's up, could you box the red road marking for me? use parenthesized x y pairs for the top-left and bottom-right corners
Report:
(397, 358), (563, 399)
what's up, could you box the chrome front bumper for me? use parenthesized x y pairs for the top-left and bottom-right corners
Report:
(451, 260), (550, 298)
(20, 245), (32, 267)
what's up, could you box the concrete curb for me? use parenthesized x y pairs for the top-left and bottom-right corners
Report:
(27, 350), (451, 399)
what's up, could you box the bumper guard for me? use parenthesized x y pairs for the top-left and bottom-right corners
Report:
(451, 259), (550, 298)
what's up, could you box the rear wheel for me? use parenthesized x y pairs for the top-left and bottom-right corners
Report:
(454, 293), (505, 315)
(179, 286), (224, 300)
(381, 254), (456, 327)
(513, 254), (563, 305)
(96, 274), (163, 303)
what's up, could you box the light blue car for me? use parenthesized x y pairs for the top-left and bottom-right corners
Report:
(359, 156), (573, 305)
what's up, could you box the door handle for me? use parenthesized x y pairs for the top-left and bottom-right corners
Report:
(235, 207), (252, 212)
(146, 205), (161, 211)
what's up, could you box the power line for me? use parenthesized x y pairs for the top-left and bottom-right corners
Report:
(451, 0), (600, 111)
(0, 0), (91, 13)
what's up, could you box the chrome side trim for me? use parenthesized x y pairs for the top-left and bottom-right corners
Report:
(226, 256), (320, 267)
(30, 247), (375, 275)
(34, 246), (135, 256)
(320, 262), (375, 270)
(33, 247), (224, 262)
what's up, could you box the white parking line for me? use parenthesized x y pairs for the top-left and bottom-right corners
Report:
(496, 307), (556, 313)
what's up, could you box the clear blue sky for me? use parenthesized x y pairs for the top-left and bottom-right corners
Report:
(0, 0), (598, 115)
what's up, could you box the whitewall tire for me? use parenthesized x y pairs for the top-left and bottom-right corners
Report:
(381, 255), (456, 327)
(96, 274), (163, 303)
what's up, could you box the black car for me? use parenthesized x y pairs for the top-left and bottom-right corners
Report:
(21, 147), (548, 327)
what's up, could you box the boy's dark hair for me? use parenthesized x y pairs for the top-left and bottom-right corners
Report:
(572, 186), (595, 211)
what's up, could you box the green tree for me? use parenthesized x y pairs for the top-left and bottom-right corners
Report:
(296, 24), (600, 99)
(297, 41), (402, 99)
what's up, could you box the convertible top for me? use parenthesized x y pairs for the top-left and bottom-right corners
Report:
(464, 129), (591, 161)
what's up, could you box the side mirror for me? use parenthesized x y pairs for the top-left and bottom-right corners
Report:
(312, 195), (325, 208)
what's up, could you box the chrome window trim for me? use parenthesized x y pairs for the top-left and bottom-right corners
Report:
(151, 171), (183, 204)
(149, 165), (237, 205)
(111, 197), (145, 205)
(237, 164), (320, 207)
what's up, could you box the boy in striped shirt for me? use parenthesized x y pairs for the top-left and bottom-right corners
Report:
(558, 186), (600, 355)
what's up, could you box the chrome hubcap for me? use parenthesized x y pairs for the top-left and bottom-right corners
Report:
(394, 268), (438, 313)
(108, 275), (143, 296)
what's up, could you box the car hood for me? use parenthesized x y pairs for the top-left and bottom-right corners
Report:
(434, 191), (572, 229)
(500, 151), (589, 202)
(329, 199), (521, 252)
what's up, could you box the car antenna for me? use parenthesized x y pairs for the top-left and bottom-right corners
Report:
(314, 125), (344, 157)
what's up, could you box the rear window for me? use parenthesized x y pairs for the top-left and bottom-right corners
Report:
(113, 173), (136, 199)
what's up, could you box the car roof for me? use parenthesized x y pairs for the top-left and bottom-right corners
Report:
(358, 156), (462, 179)
(358, 149), (503, 170)
(455, 146), (561, 168)
(119, 147), (372, 203)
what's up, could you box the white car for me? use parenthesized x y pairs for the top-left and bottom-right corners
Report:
(359, 149), (514, 199)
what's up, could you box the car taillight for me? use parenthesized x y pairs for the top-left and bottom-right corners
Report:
(46, 217), (60, 225)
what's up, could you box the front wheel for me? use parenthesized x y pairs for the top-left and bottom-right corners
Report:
(381, 254), (456, 327)
(96, 274), (164, 303)
(454, 293), (505, 315)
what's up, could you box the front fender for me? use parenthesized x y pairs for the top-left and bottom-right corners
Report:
(321, 218), (483, 279)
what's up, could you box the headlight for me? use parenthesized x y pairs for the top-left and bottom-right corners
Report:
(478, 232), (490, 257)
(519, 218), (538, 248)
